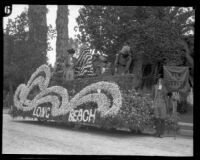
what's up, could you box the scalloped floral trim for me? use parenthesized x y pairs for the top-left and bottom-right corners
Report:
(14, 64), (122, 118)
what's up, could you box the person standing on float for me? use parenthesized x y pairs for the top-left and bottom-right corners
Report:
(114, 42), (132, 75)
(152, 78), (168, 138)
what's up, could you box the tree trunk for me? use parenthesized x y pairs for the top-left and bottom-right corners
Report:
(132, 53), (143, 88)
(56, 5), (69, 59)
(8, 79), (13, 107)
(28, 5), (48, 66)
(54, 5), (70, 82)
(179, 39), (194, 70)
(178, 38), (193, 87)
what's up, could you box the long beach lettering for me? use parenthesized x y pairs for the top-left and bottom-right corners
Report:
(83, 110), (89, 122)
(33, 106), (51, 119)
(89, 109), (96, 123)
(68, 109), (96, 123)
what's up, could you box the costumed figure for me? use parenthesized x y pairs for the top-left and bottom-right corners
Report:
(114, 42), (132, 75)
(93, 54), (111, 76)
(92, 54), (102, 76)
(64, 48), (75, 80)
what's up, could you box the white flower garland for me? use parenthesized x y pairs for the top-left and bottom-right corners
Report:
(69, 81), (122, 117)
(14, 64), (51, 111)
(14, 64), (122, 118)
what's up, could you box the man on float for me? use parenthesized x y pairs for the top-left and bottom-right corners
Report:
(114, 41), (132, 75)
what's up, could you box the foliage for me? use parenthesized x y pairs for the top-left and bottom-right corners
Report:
(165, 112), (180, 131)
(94, 89), (154, 131)
(59, 74), (141, 93)
(4, 6), (56, 93)
(165, 113), (180, 126)
(177, 100), (189, 113)
(76, 6), (194, 61)
(76, 6), (194, 85)
(119, 89), (154, 131)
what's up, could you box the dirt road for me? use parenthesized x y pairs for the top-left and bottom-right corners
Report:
(2, 113), (193, 156)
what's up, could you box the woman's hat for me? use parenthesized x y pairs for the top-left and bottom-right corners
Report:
(80, 43), (88, 52)
(120, 45), (130, 54)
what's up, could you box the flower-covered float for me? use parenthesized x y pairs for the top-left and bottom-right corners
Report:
(12, 64), (159, 132)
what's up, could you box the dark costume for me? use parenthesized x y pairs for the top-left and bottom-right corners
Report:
(92, 54), (102, 76)
(114, 45), (132, 75)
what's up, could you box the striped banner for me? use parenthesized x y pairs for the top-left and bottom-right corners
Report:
(74, 48), (94, 77)
(163, 66), (190, 94)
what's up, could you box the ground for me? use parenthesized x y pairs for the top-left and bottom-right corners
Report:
(3, 112), (193, 156)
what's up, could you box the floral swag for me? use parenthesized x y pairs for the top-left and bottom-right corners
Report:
(14, 64), (123, 118)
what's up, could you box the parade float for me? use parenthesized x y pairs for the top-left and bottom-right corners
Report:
(11, 64), (156, 132)
(11, 62), (189, 133)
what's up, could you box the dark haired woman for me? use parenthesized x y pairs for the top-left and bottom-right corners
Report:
(152, 78), (168, 138)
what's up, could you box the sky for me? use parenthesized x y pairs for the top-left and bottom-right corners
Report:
(3, 5), (82, 66)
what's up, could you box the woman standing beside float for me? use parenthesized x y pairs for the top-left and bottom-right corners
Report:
(152, 78), (168, 138)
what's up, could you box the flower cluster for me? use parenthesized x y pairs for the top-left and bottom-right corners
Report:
(165, 112), (180, 129)
(33, 86), (69, 117)
(95, 89), (154, 131)
(70, 81), (122, 117)
(27, 65), (51, 90)
(14, 65), (51, 111)
(13, 64), (123, 119)
(120, 90), (153, 131)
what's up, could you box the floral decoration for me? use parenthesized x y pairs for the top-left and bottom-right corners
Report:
(14, 64), (122, 118)
(13, 64), (178, 132)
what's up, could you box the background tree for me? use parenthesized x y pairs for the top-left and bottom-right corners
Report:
(28, 5), (48, 75)
(4, 6), (56, 106)
(76, 6), (194, 89)
(51, 5), (70, 84)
